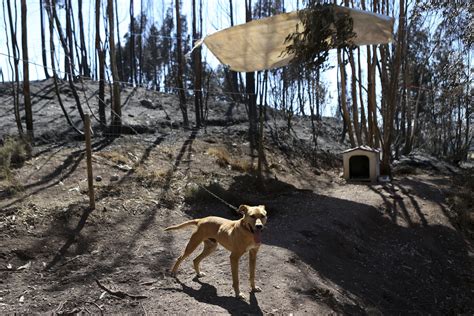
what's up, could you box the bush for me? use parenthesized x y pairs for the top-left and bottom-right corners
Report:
(0, 137), (29, 180)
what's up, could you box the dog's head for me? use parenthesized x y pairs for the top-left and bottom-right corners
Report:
(238, 205), (267, 235)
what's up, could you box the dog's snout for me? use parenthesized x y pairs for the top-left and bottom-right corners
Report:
(255, 223), (263, 230)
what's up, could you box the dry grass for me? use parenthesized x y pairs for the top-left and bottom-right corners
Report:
(95, 150), (131, 165)
(134, 166), (168, 187)
(207, 147), (254, 173)
(0, 137), (28, 195)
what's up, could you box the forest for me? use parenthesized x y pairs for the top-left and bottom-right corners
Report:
(0, 0), (473, 314)
(1, 0), (472, 170)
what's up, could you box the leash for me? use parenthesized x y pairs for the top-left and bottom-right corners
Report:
(192, 182), (238, 211)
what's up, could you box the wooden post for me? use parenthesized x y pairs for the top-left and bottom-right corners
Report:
(84, 115), (95, 210)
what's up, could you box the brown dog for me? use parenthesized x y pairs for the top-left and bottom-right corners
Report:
(164, 205), (267, 299)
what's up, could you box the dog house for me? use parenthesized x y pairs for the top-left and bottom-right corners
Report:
(342, 146), (380, 182)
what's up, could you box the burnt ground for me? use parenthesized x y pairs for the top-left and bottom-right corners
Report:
(0, 79), (473, 314)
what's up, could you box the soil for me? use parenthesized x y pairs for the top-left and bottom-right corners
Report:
(0, 79), (472, 314)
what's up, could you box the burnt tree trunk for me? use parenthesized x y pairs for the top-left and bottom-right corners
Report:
(20, 0), (33, 140)
(108, 0), (122, 135)
(95, 0), (106, 126)
(175, 0), (189, 128)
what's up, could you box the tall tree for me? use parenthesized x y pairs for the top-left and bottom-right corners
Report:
(192, 0), (203, 127)
(39, 0), (50, 79)
(77, 0), (90, 77)
(175, 0), (189, 128)
(378, 0), (406, 175)
(20, 0), (33, 140)
(108, 0), (122, 134)
(129, 0), (136, 85)
(5, 0), (23, 137)
(337, 49), (355, 146)
(245, 0), (258, 147)
(95, 0), (106, 126)
(45, 0), (82, 135)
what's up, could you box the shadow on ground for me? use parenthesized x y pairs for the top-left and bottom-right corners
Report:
(184, 175), (473, 314)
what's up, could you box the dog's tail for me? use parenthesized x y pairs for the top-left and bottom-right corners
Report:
(164, 219), (199, 231)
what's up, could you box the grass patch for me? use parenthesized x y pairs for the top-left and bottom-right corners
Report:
(207, 147), (254, 173)
(134, 166), (168, 187)
(96, 150), (131, 165)
(0, 137), (28, 196)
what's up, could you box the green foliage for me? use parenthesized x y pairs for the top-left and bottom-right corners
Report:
(284, 3), (355, 71)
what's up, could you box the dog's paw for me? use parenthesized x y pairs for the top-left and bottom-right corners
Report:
(196, 272), (206, 278)
(251, 286), (262, 293)
(236, 292), (246, 300)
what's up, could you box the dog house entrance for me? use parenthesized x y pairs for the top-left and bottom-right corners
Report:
(349, 155), (370, 180)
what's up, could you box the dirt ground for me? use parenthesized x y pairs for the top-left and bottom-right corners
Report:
(0, 80), (473, 314)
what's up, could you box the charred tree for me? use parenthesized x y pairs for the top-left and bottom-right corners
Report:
(108, 0), (122, 134)
(95, 0), (106, 126)
(245, 0), (258, 148)
(20, 0), (33, 140)
(5, 0), (23, 137)
(77, 0), (90, 78)
(39, 0), (50, 79)
(45, 0), (82, 135)
(175, 0), (189, 128)
(192, 0), (202, 127)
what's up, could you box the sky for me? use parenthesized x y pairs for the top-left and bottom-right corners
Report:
(0, 0), (374, 117)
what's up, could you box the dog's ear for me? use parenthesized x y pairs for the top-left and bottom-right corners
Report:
(238, 205), (249, 215)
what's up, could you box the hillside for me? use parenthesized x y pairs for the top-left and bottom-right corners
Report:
(0, 79), (472, 314)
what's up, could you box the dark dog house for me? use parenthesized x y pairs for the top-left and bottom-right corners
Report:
(342, 146), (380, 182)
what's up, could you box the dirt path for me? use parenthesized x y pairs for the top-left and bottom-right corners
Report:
(1, 132), (472, 315)
(0, 80), (472, 314)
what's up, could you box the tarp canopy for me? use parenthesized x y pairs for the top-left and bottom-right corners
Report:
(197, 6), (394, 72)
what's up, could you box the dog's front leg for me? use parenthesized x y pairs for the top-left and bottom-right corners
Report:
(249, 248), (262, 292)
(230, 252), (245, 299)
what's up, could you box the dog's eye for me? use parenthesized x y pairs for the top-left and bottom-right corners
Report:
(250, 215), (256, 219)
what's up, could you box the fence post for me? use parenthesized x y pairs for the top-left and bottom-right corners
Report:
(84, 115), (95, 210)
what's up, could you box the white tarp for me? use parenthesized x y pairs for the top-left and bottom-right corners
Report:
(198, 6), (394, 72)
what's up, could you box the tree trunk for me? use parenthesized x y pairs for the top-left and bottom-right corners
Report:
(21, 0), (33, 140)
(6, 0), (24, 137)
(138, 0), (144, 86)
(129, 0), (136, 85)
(246, 0), (258, 147)
(114, 0), (124, 81)
(175, 0), (189, 128)
(379, 0), (406, 176)
(348, 50), (362, 145)
(192, 0), (202, 127)
(357, 48), (368, 144)
(108, 0), (122, 135)
(337, 49), (356, 147)
(51, 0), (86, 124)
(228, 0), (239, 99)
(95, 0), (106, 126)
(39, 0), (50, 79)
(78, 0), (90, 78)
(45, 0), (82, 135)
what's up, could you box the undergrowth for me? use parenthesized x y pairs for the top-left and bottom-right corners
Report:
(0, 137), (29, 195)
(207, 147), (254, 173)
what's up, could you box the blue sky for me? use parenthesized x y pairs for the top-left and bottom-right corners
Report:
(0, 0), (375, 117)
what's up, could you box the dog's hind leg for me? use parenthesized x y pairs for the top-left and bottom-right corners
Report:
(171, 232), (203, 275)
(193, 238), (218, 277)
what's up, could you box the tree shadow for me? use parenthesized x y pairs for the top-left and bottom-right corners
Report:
(184, 175), (472, 314)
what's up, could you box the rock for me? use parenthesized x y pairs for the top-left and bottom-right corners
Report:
(95, 175), (102, 182)
(110, 175), (120, 182)
(140, 99), (156, 109)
